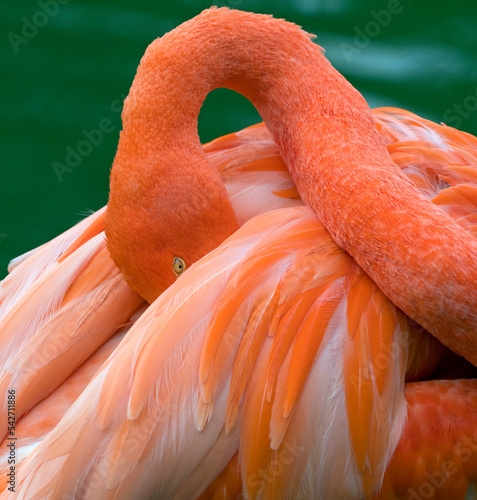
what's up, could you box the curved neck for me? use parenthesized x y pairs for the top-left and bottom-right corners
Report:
(106, 8), (477, 364)
(112, 8), (396, 205)
(107, 7), (393, 301)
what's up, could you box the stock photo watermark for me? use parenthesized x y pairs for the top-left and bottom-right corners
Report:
(74, 414), (156, 498)
(407, 428), (477, 499)
(443, 87), (477, 129)
(339, 0), (412, 62)
(348, 323), (412, 397)
(246, 439), (306, 495)
(51, 95), (127, 182)
(5, 390), (16, 493)
(7, 0), (71, 54)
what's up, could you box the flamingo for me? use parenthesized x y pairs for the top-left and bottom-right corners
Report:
(1, 7), (477, 499)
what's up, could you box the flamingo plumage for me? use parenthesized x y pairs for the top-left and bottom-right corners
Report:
(1, 7), (477, 499)
(2, 115), (476, 498)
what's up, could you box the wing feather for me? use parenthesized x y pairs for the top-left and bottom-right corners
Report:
(3, 107), (477, 499)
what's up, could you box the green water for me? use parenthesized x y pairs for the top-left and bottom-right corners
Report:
(1, 0), (477, 277)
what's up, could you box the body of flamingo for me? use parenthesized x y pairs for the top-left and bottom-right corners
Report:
(1, 8), (477, 499)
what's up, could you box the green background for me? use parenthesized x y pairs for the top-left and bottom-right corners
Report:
(1, 0), (477, 278)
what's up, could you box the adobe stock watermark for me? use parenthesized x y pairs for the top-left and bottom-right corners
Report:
(68, 413), (157, 499)
(348, 323), (413, 399)
(52, 94), (127, 182)
(73, 399), (188, 498)
(407, 428), (477, 499)
(339, 0), (410, 62)
(0, 234), (7, 245)
(7, 0), (71, 54)
(19, 324), (75, 373)
(442, 86), (477, 129)
(246, 439), (306, 496)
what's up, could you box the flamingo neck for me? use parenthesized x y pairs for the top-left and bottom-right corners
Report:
(107, 8), (387, 296)
(106, 8), (477, 364)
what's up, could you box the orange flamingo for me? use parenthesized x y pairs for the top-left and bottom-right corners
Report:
(1, 7), (477, 499)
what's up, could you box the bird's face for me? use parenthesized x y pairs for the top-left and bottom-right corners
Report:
(106, 124), (240, 304)
(106, 187), (239, 304)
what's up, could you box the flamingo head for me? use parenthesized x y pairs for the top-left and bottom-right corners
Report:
(105, 155), (239, 303)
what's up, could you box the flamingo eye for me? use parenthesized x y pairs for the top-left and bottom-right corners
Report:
(173, 256), (186, 276)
